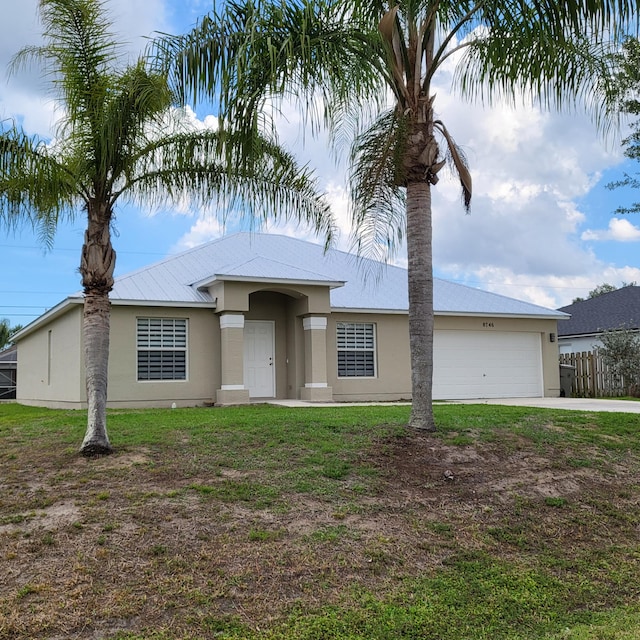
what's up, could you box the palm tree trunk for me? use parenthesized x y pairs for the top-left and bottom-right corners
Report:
(406, 179), (436, 431)
(79, 199), (116, 456)
(81, 291), (112, 455)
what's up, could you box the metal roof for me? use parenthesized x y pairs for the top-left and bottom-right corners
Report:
(106, 232), (565, 318)
(14, 232), (566, 343)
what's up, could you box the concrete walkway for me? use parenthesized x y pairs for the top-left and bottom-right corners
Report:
(265, 397), (640, 413)
(260, 399), (411, 408)
(449, 397), (640, 413)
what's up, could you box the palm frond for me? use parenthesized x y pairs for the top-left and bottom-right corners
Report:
(99, 60), (175, 190)
(433, 120), (472, 211)
(0, 123), (78, 247)
(378, 5), (411, 105)
(12, 0), (120, 129)
(122, 127), (336, 248)
(153, 0), (387, 144)
(349, 110), (406, 265)
(453, 0), (632, 129)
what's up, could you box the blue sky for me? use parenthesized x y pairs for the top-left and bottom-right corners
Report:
(2, 0), (640, 329)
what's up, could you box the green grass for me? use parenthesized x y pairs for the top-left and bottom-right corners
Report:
(1, 401), (639, 639)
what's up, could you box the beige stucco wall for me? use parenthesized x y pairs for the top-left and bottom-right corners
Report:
(19, 305), (220, 409)
(208, 281), (331, 315)
(327, 312), (412, 402)
(17, 305), (84, 408)
(107, 306), (219, 408)
(16, 287), (561, 408)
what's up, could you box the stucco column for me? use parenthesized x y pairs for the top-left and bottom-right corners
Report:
(216, 313), (250, 406)
(299, 316), (333, 402)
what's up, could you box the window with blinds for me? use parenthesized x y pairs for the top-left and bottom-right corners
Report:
(337, 322), (376, 377)
(137, 318), (187, 381)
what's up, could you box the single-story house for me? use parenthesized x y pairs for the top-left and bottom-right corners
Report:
(15, 232), (567, 409)
(0, 344), (17, 400)
(558, 285), (640, 355)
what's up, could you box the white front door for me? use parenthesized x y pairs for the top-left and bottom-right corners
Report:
(244, 321), (275, 397)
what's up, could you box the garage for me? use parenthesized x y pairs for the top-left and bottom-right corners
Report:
(433, 330), (543, 399)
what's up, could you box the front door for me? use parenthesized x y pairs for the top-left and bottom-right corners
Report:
(244, 321), (275, 397)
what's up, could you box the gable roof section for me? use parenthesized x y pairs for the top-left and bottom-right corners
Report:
(557, 285), (640, 337)
(191, 255), (345, 289)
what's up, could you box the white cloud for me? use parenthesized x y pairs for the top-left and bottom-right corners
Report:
(170, 217), (225, 251)
(452, 264), (640, 309)
(421, 61), (633, 309)
(581, 218), (640, 242)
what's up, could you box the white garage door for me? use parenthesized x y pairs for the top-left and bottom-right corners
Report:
(433, 330), (543, 399)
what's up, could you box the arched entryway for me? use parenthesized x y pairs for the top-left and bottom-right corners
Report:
(214, 283), (334, 405)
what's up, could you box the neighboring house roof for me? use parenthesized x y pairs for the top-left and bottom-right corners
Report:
(0, 344), (17, 365)
(15, 232), (566, 339)
(557, 285), (640, 338)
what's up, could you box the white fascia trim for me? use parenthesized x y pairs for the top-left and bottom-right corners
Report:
(332, 308), (566, 319)
(12, 296), (84, 342)
(219, 314), (245, 329)
(331, 307), (408, 315)
(305, 382), (328, 388)
(558, 332), (605, 340)
(221, 384), (246, 391)
(303, 316), (328, 330)
(14, 297), (218, 342)
(434, 311), (569, 320)
(111, 299), (216, 310)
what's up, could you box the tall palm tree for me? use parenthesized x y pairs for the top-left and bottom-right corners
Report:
(157, 0), (636, 431)
(0, 0), (333, 456)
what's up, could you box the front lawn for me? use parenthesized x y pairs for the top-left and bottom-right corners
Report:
(0, 402), (638, 639)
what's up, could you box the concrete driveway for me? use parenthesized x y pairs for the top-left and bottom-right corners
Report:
(267, 397), (640, 413)
(449, 397), (640, 413)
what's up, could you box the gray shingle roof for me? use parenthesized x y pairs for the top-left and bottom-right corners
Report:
(108, 232), (564, 318)
(558, 285), (640, 336)
(0, 344), (17, 364)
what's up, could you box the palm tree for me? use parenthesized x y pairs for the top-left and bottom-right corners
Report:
(0, 0), (333, 455)
(157, 0), (635, 431)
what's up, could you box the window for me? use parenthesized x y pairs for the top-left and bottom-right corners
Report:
(337, 322), (376, 377)
(137, 318), (187, 381)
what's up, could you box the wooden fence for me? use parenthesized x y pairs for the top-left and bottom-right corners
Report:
(559, 351), (626, 398)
